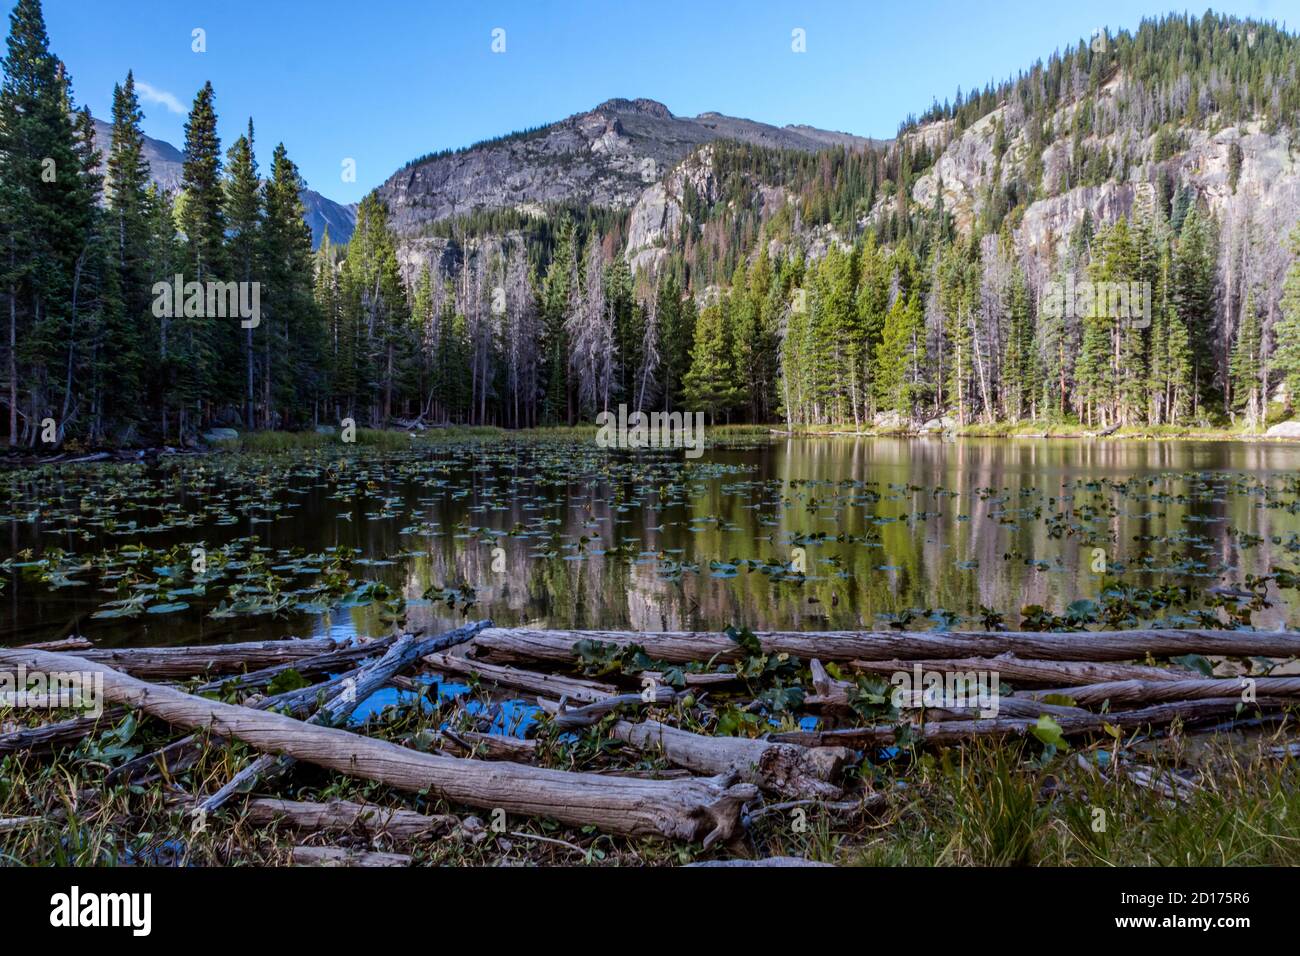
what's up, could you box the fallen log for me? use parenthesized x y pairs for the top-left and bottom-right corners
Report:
(471, 627), (1300, 665)
(197, 621), (491, 813)
(200, 634), (401, 694)
(442, 730), (538, 761)
(848, 655), (1197, 687)
(1014, 677), (1300, 707)
(803, 658), (1087, 719)
(0, 816), (43, 833)
(772, 698), (1281, 747)
(245, 798), (457, 838)
(0, 637), (341, 679)
(538, 687), (679, 731)
(0, 709), (125, 755)
(423, 652), (617, 703)
(18, 637), (93, 652)
(688, 856), (833, 867)
(290, 846), (411, 867)
(0, 648), (757, 843)
(612, 719), (851, 800)
(108, 664), (370, 784)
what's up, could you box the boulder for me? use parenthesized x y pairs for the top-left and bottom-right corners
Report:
(314, 424), (337, 435)
(919, 415), (957, 433)
(873, 410), (904, 430)
(1265, 420), (1300, 439)
(202, 428), (238, 443)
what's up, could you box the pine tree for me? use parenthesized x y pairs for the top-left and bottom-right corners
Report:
(224, 121), (260, 426)
(1228, 288), (1263, 428)
(1272, 222), (1300, 414)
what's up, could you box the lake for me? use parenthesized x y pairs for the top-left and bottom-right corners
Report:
(4, 435), (1300, 649)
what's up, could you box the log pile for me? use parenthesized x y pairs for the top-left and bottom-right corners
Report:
(2, 624), (1296, 865)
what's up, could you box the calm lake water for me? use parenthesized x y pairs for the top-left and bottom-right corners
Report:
(5, 436), (1300, 649)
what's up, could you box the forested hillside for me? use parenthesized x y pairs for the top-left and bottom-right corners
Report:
(4, 0), (1300, 446)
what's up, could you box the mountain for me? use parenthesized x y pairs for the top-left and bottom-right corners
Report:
(375, 97), (882, 238)
(88, 118), (356, 247)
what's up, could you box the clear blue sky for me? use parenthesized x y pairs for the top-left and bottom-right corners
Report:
(37, 0), (1298, 204)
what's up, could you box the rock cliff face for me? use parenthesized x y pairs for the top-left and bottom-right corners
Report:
(375, 98), (877, 242)
(910, 88), (1300, 270)
(88, 118), (357, 248)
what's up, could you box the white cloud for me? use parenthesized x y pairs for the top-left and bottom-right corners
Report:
(135, 81), (185, 115)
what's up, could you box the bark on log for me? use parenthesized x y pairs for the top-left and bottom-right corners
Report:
(848, 656), (1196, 687)
(772, 698), (1279, 747)
(1014, 677), (1300, 707)
(245, 798), (456, 837)
(197, 621), (490, 813)
(471, 627), (1300, 665)
(0, 647), (757, 843)
(612, 719), (851, 800)
(423, 652), (617, 703)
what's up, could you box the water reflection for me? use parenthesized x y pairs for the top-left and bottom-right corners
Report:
(5, 437), (1300, 647)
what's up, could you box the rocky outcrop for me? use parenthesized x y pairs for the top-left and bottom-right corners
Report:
(1265, 420), (1300, 439)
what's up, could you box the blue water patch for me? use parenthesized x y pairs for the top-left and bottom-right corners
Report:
(347, 674), (539, 739)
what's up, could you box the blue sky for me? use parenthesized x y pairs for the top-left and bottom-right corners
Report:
(37, 0), (1298, 204)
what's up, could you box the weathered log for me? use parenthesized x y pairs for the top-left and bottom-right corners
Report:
(0, 708), (125, 755)
(0, 637), (341, 679)
(18, 637), (93, 652)
(200, 634), (401, 694)
(442, 730), (537, 761)
(0, 816), (42, 833)
(848, 655), (1196, 687)
(0, 648), (757, 843)
(1014, 677), (1300, 707)
(687, 856), (834, 867)
(538, 687), (679, 731)
(612, 719), (851, 800)
(197, 621), (491, 813)
(245, 798), (456, 837)
(108, 661), (376, 785)
(773, 698), (1279, 747)
(471, 627), (1300, 665)
(290, 846), (411, 867)
(423, 652), (617, 703)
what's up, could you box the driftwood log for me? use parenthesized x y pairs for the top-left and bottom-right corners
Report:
(0, 647), (757, 843)
(290, 846), (411, 867)
(848, 656), (1198, 686)
(0, 637), (340, 679)
(245, 798), (457, 838)
(422, 652), (617, 703)
(773, 697), (1280, 747)
(471, 627), (1300, 665)
(1014, 677), (1300, 707)
(0, 708), (125, 755)
(612, 719), (852, 800)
